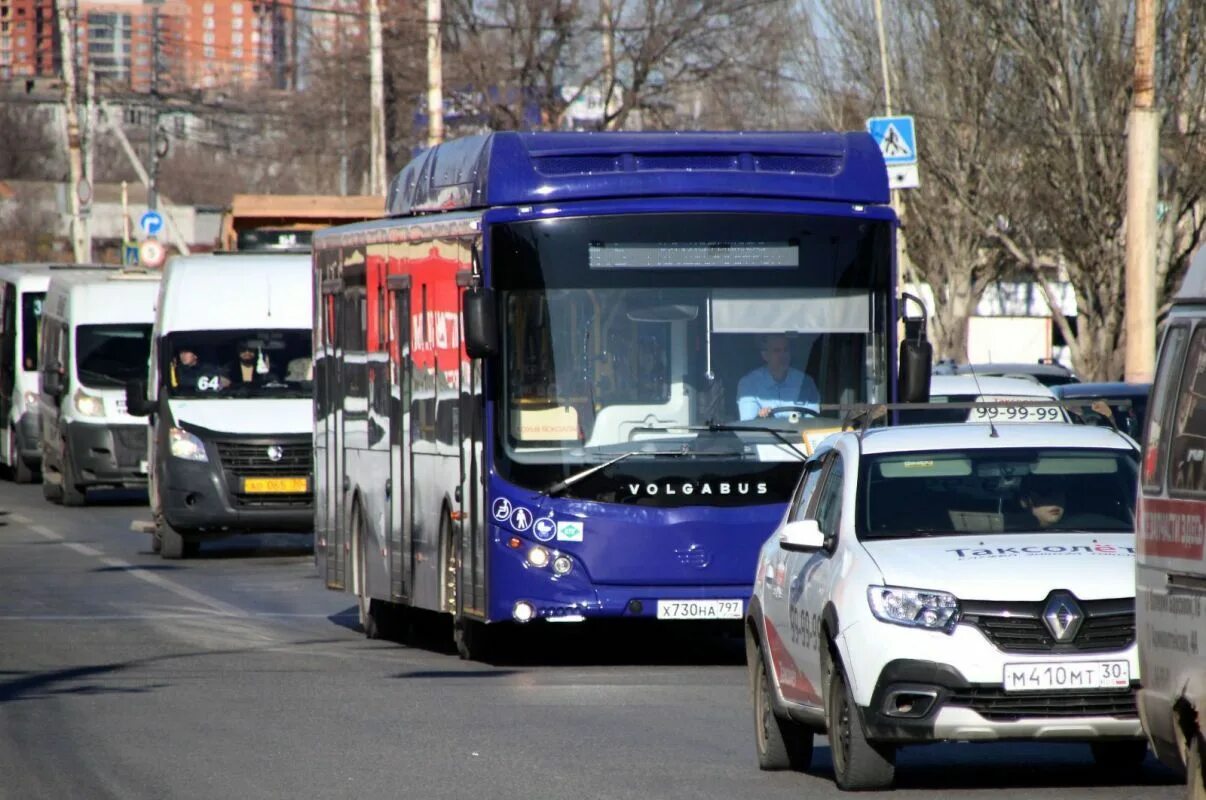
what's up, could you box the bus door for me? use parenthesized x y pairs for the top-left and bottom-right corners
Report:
(455, 262), (485, 617)
(387, 273), (412, 599)
(320, 279), (346, 589)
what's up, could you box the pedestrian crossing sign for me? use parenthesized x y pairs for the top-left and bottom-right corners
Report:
(866, 115), (917, 167)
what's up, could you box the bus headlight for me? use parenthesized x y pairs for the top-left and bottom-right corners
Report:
(527, 545), (550, 568)
(867, 585), (959, 631)
(169, 427), (208, 462)
(73, 389), (105, 417)
(552, 555), (572, 576)
(512, 601), (536, 623)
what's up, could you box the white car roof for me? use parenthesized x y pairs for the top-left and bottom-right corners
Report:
(852, 422), (1136, 455)
(929, 374), (1056, 398)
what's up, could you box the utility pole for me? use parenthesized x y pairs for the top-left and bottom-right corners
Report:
(601, 0), (617, 130)
(56, 0), (88, 262)
(368, 0), (386, 194)
(426, 0), (443, 148)
(148, 5), (160, 211)
(1125, 0), (1158, 383)
(873, 0), (910, 299)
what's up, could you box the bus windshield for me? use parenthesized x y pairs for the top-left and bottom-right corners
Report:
(491, 212), (892, 501)
(163, 329), (312, 399)
(21, 291), (44, 372)
(76, 324), (152, 389)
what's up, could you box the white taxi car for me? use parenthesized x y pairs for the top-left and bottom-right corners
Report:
(899, 375), (1071, 425)
(746, 422), (1142, 790)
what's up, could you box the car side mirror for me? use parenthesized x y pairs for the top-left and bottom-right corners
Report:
(125, 379), (154, 417)
(779, 519), (825, 552)
(43, 366), (63, 398)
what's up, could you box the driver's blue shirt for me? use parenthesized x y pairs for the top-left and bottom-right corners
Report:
(737, 367), (820, 420)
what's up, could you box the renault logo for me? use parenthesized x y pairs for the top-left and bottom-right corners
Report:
(1043, 591), (1084, 643)
(266, 445), (284, 462)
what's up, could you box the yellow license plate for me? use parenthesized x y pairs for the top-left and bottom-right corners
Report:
(242, 477), (309, 494)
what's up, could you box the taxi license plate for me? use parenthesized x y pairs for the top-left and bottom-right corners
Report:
(1003, 660), (1130, 692)
(971, 403), (1064, 423)
(242, 476), (308, 494)
(656, 600), (743, 620)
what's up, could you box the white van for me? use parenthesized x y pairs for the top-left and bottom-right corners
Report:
(1137, 244), (1206, 796)
(125, 253), (313, 559)
(39, 268), (161, 505)
(0, 263), (115, 482)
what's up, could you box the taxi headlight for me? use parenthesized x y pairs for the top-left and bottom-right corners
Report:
(73, 389), (105, 417)
(169, 427), (208, 462)
(867, 585), (959, 632)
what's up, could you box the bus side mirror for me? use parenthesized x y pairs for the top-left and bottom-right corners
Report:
(898, 292), (932, 404)
(43, 366), (63, 398)
(463, 287), (499, 358)
(125, 379), (154, 417)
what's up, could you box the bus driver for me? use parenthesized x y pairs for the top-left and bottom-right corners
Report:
(737, 333), (820, 420)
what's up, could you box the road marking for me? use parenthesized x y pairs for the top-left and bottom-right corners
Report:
(19, 519), (246, 617)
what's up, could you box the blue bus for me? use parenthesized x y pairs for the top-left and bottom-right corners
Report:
(312, 131), (923, 659)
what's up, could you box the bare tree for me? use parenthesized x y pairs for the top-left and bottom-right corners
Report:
(804, 0), (1007, 360)
(0, 102), (65, 180)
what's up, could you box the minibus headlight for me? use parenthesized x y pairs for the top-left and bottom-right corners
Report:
(169, 427), (208, 462)
(73, 389), (105, 417)
(23, 390), (38, 407)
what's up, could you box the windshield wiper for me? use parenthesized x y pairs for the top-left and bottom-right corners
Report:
(79, 368), (128, 387)
(540, 448), (690, 498)
(687, 422), (809, 462)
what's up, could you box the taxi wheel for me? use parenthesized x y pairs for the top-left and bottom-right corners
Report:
(825, 647), (895, 791)
(1089, 740), (1148, 771)
(754, 650), (813, 770)
(1187, 733), (1206, 800)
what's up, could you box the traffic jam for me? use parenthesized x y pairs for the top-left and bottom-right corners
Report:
(1, 131), (1201, 798)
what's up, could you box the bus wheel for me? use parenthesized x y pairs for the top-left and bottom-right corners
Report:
(454, 617), (495, 662)
(61, 448), (86, 507)
(9, 430), (32, 484)
(352, 501), (378, 639)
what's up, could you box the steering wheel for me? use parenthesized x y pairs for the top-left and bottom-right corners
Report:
(765, 405), (820, 418)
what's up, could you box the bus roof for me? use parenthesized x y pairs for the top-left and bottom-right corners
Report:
(386, 131), (890, 217)
(1177, 244), (1206, 302)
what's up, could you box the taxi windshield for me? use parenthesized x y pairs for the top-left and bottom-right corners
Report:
(858, 447), (1138, 539)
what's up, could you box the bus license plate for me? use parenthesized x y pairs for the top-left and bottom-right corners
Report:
(1003, 660), (1130, 692)
(242, 477), (309, 494)
(656, 600), (743, 620)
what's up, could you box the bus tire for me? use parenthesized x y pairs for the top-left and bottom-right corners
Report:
(61, 448), (86, 507)
(454, 616), (495, 662)
(352, 500), (379, 639)
(10, 430), (33, 484)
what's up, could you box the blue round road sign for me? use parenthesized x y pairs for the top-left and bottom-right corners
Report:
(139, 210), (164, 237)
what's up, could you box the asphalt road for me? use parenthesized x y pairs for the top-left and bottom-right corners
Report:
(0, 482), (1185, 800)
